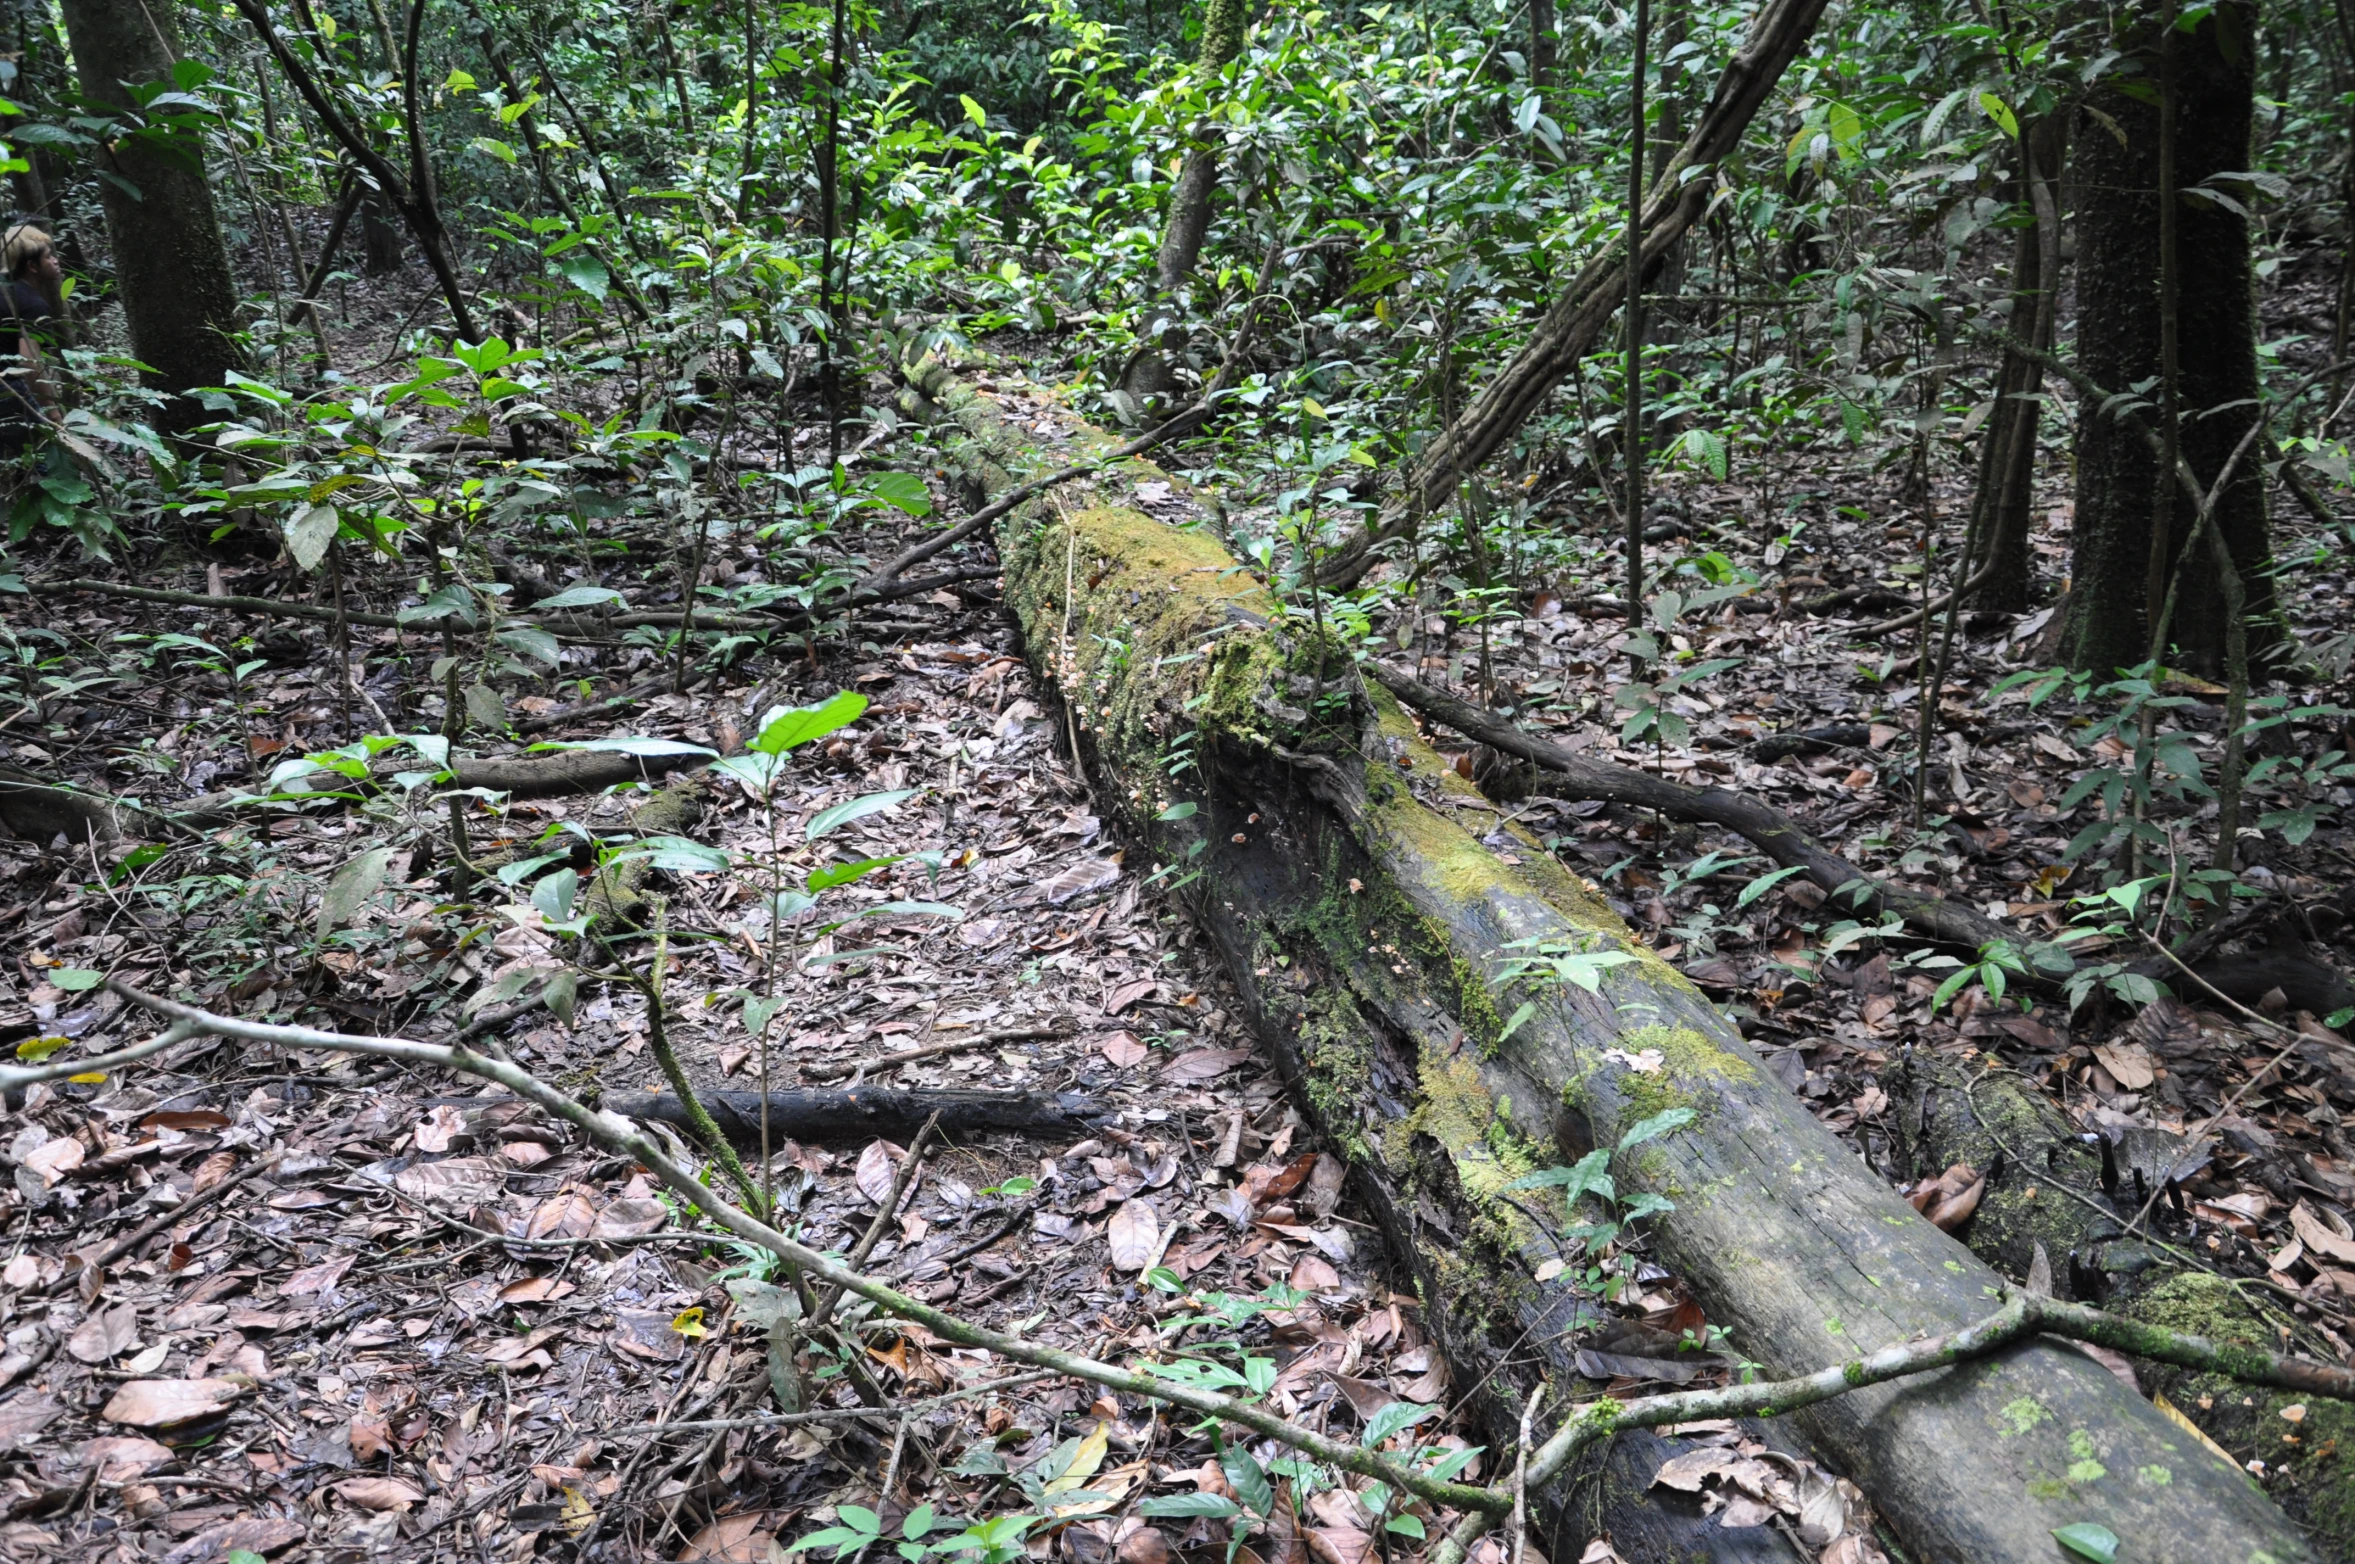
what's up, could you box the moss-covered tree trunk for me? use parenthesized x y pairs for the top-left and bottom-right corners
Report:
(902, 355), (2313, 1563)
(1153, 0), (1250, 293)
(57, 0), (246, 435)
(2065, 1), (2281, 677)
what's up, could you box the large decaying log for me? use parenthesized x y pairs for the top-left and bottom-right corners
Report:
(903, 357), (2312, 1563)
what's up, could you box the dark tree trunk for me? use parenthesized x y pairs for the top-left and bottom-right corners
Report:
(2065, 1), (2280, 676)
(1974, 114), (2067, 612)
(361, 190), (405, 274)
(56, 0), (246, 434)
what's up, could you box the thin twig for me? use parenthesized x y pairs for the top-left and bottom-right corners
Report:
(599, 1369), (1066, 1436)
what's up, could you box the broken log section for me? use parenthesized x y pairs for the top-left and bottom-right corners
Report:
(600, 1087), (1107, 1143)
(905, 354), (2313, 1562)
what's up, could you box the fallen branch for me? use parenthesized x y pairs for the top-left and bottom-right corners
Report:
(85, 979), (2355, 1563)
(100, 981), (1494, 1518)
(1362, 659), (2032, 960)
(601, 1085), (1108, 1143)
(0, 743), (719, 844)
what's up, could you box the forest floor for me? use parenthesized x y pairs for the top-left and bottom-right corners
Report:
(4, 248), (2355, 1563)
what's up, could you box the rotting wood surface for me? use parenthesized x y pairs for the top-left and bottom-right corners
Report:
(901, 355), (2313, 1564)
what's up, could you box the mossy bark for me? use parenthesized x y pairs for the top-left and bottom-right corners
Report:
(906, 356), (2311, 1563)
(1891, 1053), (2355, 1557)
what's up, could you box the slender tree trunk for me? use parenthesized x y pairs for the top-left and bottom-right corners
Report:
(359, 0), (407, 274)
(1973, 113), (2067, 612)
(1152, 0), (1250, 292)
(1527, 0), (1554, 87)
(2064, 0), (2280, 677)
(56, 0), (248, 435)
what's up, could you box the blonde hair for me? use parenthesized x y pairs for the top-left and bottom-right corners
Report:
(2, 225), (51, 280)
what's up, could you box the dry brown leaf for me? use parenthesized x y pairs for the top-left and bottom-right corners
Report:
(855, 1139), (906, 1205)
(1306, 1154), (1346, 1219)
(20, 1136), (83, 1185)
(1107, 1198), (1161, 1272)
(0, 1394), (60, 1452)
(190, 1149), (239, 1192)
(1098, 1031), (1148, 1068)
(81, 1435), (173, 1481)
(100, 1378), (243, 1429)
(591, 1196), (669, 1238)
(412, 1104), (468, 1153)
(66, 1303), (138, 1364)
(349, 1409), (391, 1462)
(2091, 1041), (2157, 1091)
(1926, 1171), (1985, 1232)
(1106, 978), (1160, 1014)
(1289, 1254), (1341, 1293)
(282, 1253), (357, 1297)
(682, 1511), (778, 1561)
(1043, 857), (1122, 906)
(335, 1475), (426, 1511)
(393, 1156), (505, 1206)
(1164, 1047), (1252, 1083)
(2292, 1201), (2355, 1265)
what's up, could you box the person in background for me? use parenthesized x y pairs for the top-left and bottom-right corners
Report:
(0, 223), (63, 456)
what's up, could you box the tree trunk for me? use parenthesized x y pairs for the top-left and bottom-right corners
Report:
(903, 354), (2314, 1564)
(1973, 114), (2067, 613)
(1152, 0), (1250, 293)
(1887, 1052), (2355, 1557)
(2064, 1), (2280, 677)
(361, 190), (406, 274)
(56, 0), (246, 434)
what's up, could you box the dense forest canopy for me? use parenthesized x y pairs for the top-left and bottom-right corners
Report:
(10, 0), (2355, 1559)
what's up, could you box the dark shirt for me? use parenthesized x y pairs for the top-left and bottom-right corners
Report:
(1, 280), (52, 426)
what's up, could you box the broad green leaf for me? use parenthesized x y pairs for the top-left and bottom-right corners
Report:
(555, 252), (610, 302)
(316, 847), (393, 940)
(2052, 1524), (2118, 1564)
(283, 502), (337, 571)
(618, 837), (730, 873)
(862, 471), (933, 518)
(50, 968), (103, 992)
(532, 868), (580, 924)
(1362, 1400), (1436, 1447)
(532, 585), (625, 611)
(530, 735), (717, 759)
(807, 855), (901, 892)
(1496, 1000), (1537, 1044)
(1219, 1444), (1274, 1517)
(805, 788), (916, 840)
(1736, 865), (1809, 908)
(755, 691), (867, 756)
(540, 969), (579, 1025)
(1157, 801), (1198, 821)
(1977, 90), (2020, 140)
(498, 625), (563, 668)
(1616, 1108), (1695, 1153)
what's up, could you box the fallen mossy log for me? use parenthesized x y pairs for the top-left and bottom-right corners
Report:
(601, 1087), (1108, 1143)
(906, 357), (2314, 1562)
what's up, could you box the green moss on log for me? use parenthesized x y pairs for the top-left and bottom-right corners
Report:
(2125, 1273), (2355, 1552)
